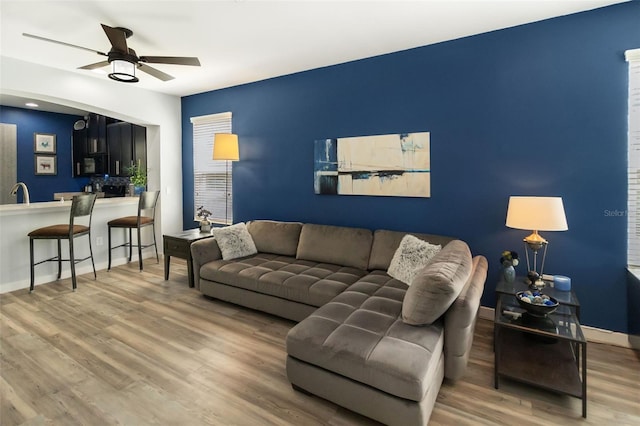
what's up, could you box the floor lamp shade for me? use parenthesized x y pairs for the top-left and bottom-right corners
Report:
(213, 133), (239, 161)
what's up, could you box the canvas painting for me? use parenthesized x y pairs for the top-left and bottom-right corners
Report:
(314, 132), (430, 197)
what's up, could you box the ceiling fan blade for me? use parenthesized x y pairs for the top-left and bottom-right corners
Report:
(78, 61), (110, 70)
(138, 63), (174, 81)
(139, 56), (201, 66)
(101, 24), (128, 53)
(23, 33), (107, 56)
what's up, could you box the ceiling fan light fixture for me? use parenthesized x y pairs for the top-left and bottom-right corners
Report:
(24, 24), (199, 83)
(108, 59), (138, 83)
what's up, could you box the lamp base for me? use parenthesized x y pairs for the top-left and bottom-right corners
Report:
(522, 239), (549, 290)
(528, 279), (546, 290)
(525, 270), (546, 290)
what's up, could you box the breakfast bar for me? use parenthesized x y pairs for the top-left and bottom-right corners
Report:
(0, 197), (143, 293)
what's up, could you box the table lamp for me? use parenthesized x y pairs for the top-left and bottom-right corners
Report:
(505, 196), (568, 288)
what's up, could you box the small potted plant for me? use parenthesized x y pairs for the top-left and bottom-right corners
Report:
(499, 250), (519, 283)
(125, 160), (147, 196)
(197, 206), (212, 232)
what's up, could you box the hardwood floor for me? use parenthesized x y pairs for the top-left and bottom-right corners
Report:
(1, 258), (639, 425)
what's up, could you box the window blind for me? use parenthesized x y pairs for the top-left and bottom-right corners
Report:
(190, 112), (233, 225)
(627, 49), (640, 267)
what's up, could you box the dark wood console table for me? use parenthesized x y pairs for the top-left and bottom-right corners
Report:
(163, 229), (213, 288)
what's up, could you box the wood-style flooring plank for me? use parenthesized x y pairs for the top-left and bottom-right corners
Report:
(1, 257), (639, 425)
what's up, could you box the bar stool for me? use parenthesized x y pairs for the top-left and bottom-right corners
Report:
(28, 193), (97, 293)
(108, 191), (160, 271)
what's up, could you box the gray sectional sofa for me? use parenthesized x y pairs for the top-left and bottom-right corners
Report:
(191, 220), (488, 425)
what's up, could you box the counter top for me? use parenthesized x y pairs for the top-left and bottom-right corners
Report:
(0, 197), (138, 216)
(53, 192), (105, 201)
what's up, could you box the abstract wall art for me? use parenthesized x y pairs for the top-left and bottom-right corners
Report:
(314, 132), (430, 197)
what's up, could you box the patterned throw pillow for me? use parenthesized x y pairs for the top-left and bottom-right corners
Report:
(387, 234), (441, 285)
(211, 222), (258, 260)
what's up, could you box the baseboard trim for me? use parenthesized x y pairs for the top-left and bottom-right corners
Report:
(0, 252), (157, 294)
(479, 306), (636, 350)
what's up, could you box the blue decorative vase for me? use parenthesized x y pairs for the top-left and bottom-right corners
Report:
(502, 265), (516, 283)
(134, 185), (145, 195)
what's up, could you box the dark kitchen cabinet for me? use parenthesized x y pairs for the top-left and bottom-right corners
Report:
(86, 114), (107, 154)
(72, 113), (108, 177)
(107, 122), (147, 176)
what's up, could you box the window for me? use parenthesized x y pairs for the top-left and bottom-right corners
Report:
(627, 49), (640, 267)
(190, 112), (233, 225)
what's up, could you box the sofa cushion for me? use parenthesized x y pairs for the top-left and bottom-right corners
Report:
(200, 253), (368, 307)
(445, 255), (488, 380)
(368, 229), (455, 271)
(296, 224), (373, 270)
(286, 271), (444, 402)
(387, 235), (441, 285)
(402, 240), (473, 325)
(247, 220), (303, 256)
(211, 222), (257, 260)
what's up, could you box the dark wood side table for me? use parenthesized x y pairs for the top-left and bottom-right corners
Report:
(494, 293), (587, 418)
(163, 229), (213, 288)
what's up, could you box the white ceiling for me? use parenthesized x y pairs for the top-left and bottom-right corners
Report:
(0, 0), (627, 105)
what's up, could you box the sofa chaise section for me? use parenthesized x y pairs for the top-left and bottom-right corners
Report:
(286, 241), (488, 426)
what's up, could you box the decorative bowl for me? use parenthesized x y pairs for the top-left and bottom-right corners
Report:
(515, 290), (559, 317)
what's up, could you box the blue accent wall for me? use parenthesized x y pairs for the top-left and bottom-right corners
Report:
(182, 3), (640, 333)
(0, 106), (89, 202)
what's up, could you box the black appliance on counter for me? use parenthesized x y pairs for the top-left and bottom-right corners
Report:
(102, 185), (127, 198)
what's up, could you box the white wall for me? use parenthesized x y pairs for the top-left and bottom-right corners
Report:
(0, 56), (184, 239)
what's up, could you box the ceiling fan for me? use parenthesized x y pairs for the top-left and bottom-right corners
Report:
(23, 24), (200, 83)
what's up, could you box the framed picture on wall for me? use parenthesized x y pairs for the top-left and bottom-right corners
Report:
(34, 155), (57, 175)
(34, 133), (56, 154)
(314, 132), (431, 198)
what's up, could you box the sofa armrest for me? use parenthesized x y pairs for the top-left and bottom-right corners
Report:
(443, 255), (488, 381)
(190, 238), (222, 290)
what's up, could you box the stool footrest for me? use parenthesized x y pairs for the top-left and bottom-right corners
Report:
(33, 255), (61, 267)
(110, 242), (155, 251)
(34, 255), (92, 266)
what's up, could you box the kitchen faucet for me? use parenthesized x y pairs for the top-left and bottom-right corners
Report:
(9, 182), (30, 205)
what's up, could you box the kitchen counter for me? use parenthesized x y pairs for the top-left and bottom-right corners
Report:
(0, 196), (137, 216)
(53, 191), (106, 201)
(0, 196), (150, 293)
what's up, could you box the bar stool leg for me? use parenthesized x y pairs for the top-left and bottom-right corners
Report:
(29, 238), (35, 293)
(108, 226), (112, 271)
(137, 226), (143, 271)
(57, 239), (62, 280)
(69, 235), (77, 291)
(128, 228), (133, 262)
(152, 223), (159, 263)
(88, 232), (96, 279)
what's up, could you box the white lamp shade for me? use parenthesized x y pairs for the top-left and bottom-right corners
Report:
(506, 196), (568, 231)
(213, 133), (239, 161)
(109, 59), (138, 82)
(113, 60), (135, 75)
